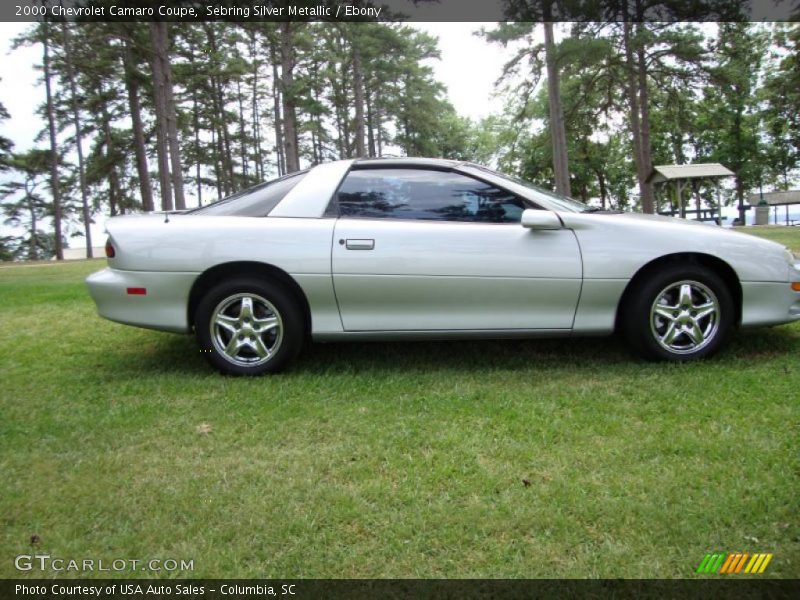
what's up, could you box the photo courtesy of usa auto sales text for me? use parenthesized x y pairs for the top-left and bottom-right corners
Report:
(15, 584), (204, 596)
(15, 583), (300, 596)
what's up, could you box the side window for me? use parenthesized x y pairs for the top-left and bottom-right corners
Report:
(336, 169), (529, 223)
(188, 172), (306, 216)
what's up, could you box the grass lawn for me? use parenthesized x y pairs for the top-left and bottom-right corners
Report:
(1, 227), (798, 579)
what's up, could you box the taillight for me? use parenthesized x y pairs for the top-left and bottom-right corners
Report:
(105, 239), (115, 258)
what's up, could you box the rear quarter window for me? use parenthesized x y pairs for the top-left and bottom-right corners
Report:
(188, 172), (306, 216)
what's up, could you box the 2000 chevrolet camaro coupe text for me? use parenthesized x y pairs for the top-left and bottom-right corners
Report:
(87, 158), (800, 375)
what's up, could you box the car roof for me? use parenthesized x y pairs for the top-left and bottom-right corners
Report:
(352, 156), (464, 169)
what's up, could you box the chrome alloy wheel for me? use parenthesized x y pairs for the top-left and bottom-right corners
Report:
(650, 280), (721, 355)
(210, 293), (283, 367)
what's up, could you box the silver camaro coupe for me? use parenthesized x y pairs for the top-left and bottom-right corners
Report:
(87, 158), (800, 375)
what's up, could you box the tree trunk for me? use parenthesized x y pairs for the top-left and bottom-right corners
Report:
(154, 22), (186, 209)
(62, 23), (92, 257)
(315, 112), (324, 163)
(622, 21), (649, 214)
(596, 170), (608, 209)
(215, 72), (235, 188)
(42, 21), (63, 260)
(211, 126), (222, 199)
(123, 35), (154, 212)
(375, 89), (383, 156)
(332, 33), (353, 158)
(249, 30), (263, 180)
(353, 45), (366, 158)
(149, 23), (173, 211)
(27, 181), (37, 260)
(366, 87), (376, 157)
(269, 44), (285, 176)
(635, 22), (655, 214)
(402, 75), (412, 155)
(237, 79), (248, 179)
(333, 94), (347, 158)
(735, 177), (746, 224)
(99, 85), (122, 216)
(203, 25), (232, 194)
(192, 88), (202, 206)
(207, 71), (229, 195)
(280, 22), (300, 173)
(543, 17), (571, 197)
(310, 62), (325, 164)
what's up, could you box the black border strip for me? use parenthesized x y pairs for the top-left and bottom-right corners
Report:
(1, 0), (797, 23)
(3, 579), (800, 600)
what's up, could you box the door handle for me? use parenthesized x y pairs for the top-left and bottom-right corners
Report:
(344, 238), (375, 250)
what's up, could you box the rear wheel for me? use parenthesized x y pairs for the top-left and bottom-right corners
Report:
(195, 278), (303, 375)
(622, 264), (735, 361)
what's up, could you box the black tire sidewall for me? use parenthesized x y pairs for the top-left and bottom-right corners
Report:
(195, 278), (304, 375)
(623, 265), (735, 361)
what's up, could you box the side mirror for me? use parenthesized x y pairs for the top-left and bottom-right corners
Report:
(521, 209), (561, 230)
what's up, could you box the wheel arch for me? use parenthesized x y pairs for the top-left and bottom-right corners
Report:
(614, 252), (742, 332)
(187, 261), (312, 337)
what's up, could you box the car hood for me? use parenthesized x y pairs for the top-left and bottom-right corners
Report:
(563, 210), (785, 249)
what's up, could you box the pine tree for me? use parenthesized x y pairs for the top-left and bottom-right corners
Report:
(60, 23), (93, 257)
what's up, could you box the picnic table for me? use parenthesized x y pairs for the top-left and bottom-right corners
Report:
(658, 207), (727, 225)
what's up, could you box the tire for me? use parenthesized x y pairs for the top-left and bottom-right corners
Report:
(195, 278), (304, 375)
(621, 264), (735, 361)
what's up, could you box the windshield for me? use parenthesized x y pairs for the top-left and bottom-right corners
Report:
(187, 171), (307, 216)
(460, 164), (590, 213)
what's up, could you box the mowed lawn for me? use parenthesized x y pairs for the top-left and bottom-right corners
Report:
(1, 226), (798, 579)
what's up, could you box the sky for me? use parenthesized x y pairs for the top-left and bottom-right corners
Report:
(0, 23), (43, 153)
(413, 22), (518, 121)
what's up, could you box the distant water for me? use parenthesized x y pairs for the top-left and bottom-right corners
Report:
(717, 205), (800, 227)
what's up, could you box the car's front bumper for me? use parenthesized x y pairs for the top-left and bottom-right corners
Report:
(740, 280), (800, 327)
(86, 268), (198, 333)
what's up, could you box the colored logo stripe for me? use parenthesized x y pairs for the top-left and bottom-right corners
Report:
(696, 553), (726, 574)
(697, 553), (773, 574)
(719, 553), (748, 574)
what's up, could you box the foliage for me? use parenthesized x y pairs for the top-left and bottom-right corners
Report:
(1, 149), (60, 260)
(761, 24), (800, 189)
(483, 22), (799, 210)
(693, 24), (768, 213)
(0, 90), (12, 171)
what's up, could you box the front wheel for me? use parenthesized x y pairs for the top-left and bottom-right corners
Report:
(195, 278), (304, 375)
(622, 265), (735, 361)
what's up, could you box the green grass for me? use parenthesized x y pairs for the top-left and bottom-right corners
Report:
(1, 227), (798, 579)
(745, 225), (800, 249)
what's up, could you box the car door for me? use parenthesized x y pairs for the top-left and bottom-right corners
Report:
(331, 167), (583, 331)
